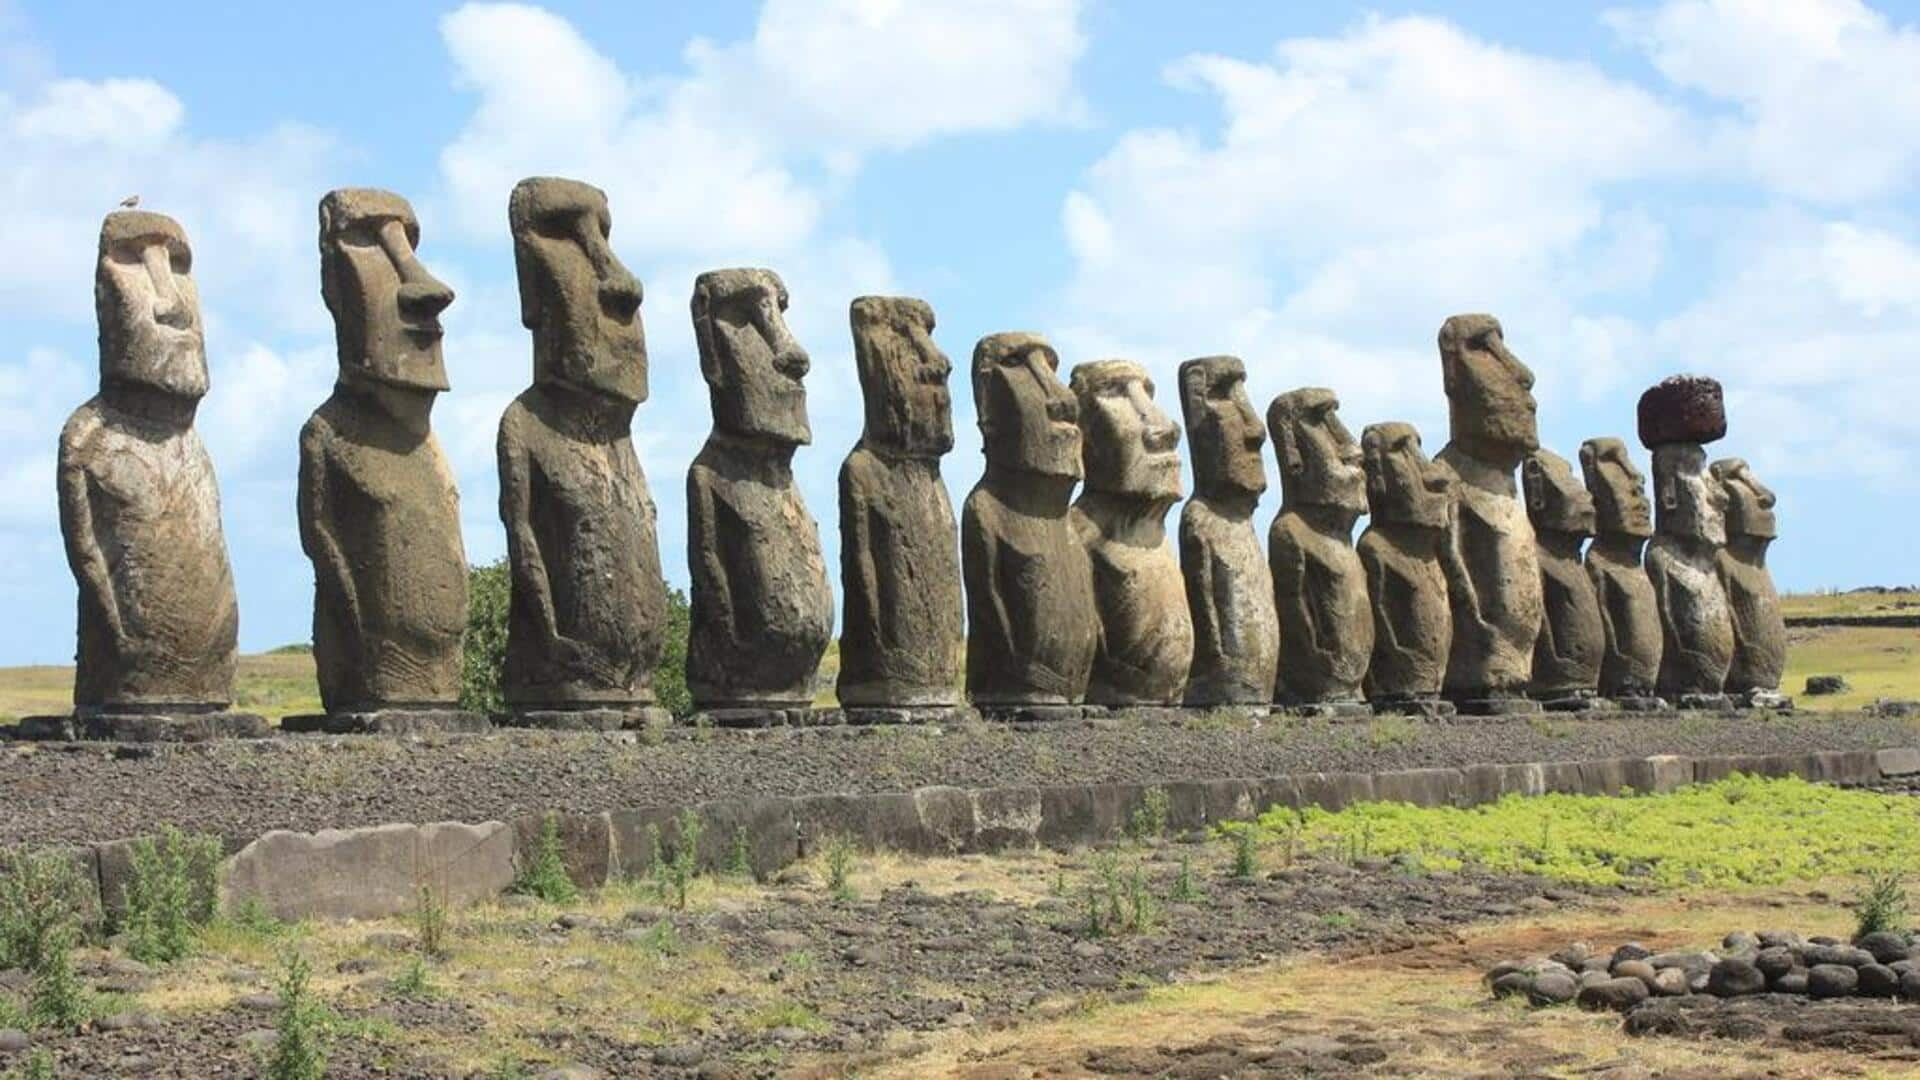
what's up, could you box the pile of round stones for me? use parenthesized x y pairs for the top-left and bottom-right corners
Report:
(1488, 931), (1920, 1012)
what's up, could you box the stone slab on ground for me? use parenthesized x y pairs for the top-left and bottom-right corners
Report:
(221, 820), (516, 921)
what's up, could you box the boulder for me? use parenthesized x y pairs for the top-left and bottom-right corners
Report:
(1899, 969), (1920, 1002)
(1528, 970), (1579, 1006)
(1490, 971), (1532, 999)
(1857, 963), (1900, 998)
(1803, 675), (1848, 696)
(1856, 931), (1912, 965)
(1807, 964), (1859, 999)
(1754, 947), (1796, 982)
(1651, 968), (1690, 996)
(1611, 942), (1652, 967)
(1706, 957), (1766, 998)
(1578, 977), (1651, 1013)
(1614, 959), (1658, 988)
(1802, 944), (1874, 968)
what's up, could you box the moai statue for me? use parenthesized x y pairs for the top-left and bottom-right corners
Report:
(1268, 388), (1373, 716)
(1712, 458), (1790, 709)
(1435, 314), (1544, 714)
(295, 189), (476, 734)
(1522, 449), (1607, 711)
(962, 333), (1097, 718)
(496, 177), (669, 730)
(836, 296), (965, 723)
(1578, 438), (1666, 710)
(1639, 375), (1735, 709)
(686, 269), (833, 724)
(1176, 357), (1278, 709)
(1357, 422), (1454, 717)
(1070, 360), (1194, 708)
(48, 210), (263, 741)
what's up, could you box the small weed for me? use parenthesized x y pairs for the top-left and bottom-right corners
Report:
(0, 847), (93, 972)
(268, 950), (327, 1080)
(513, 812), (579, 904)
(1854, 869), (1911, 941)
(750, 998), (823, 1032)
(1321, 910), (1358, 929)
(1228, 826), (1259, 879)
(228, 896), (285, 937)
(27, 921), (85, 1031)
(726, 826), (753, 879)
(781, 949), (815, 972)
(1126, 787), (1171, 843)
(627, 919), (681, 958)
(1170, 853), (1199, 902)
(823, 834), (857, 902)
(1365, 714), (1419, 749)
(391, 956), (434, 999)
(656, 809), (704, 910)
(15, 1049), (54, 1080)
(1082, 851), (1157, 937)
(121, 825), (222, 964)
(413, 884), (449, 959)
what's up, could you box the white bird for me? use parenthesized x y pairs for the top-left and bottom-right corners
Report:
(119, 195), (140, 208)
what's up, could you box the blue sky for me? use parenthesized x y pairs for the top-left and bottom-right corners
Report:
(2, 0), (1918, 663)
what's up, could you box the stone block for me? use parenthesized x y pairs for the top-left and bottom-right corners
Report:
(1249, 775), (1303, 815)
(1541, 760), (1586, 794)
(794, 792), (930, 854)
(1373, 767), (1461, 807)
(1459, 764), (1507, 806)
(1295, 772), (1376, 812)
(1036, 783), (1138, 848)
(1576, 758), (1633, 796)
(970, 786), (1042, 852)
(1875, 747), (1920, 778)
(1635, 755), (1694, 794)
(910, 787), (978, 855)
(222, 820), (516, 922)
(610, 797), (798, 880)
(512, 812), (613, 890)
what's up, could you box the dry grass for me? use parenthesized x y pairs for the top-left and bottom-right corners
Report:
(1783, 625), (1920, 712)
(1782, 589), (1920, 620)
(0, 649), (323, 724)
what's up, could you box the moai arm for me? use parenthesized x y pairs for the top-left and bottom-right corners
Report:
(1648, 557), (1708, 676)
(1180, 513), (1226, 664)
(1366, 552), (1403, 658)
(962, 508), (1020, 682)
(1440, 516), (1488, 639)
(56, 422), (126, 651)
(297, 423), (361, 639)
(498, 422), (561, 649)
(1275, 536), (1321, 659)
(840, 468), (885, 648)
(688, 466), (739, 657)
(1594, 573), (1629, 676)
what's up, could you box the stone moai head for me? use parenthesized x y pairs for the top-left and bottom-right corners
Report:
(1639, 375), (1728, 545)
(1710, 458), (1777, 541)
(1361, 422), (1451, 529)
(692, 268), (811, 447)
(510, 177), (646, 404)
(1070, 360), (1182, 501)
(1178, 356), (1266, 501)
(96, 210), (207, 404)
(1522, 448), (1597, 539)
(1578, 437), (1653, 540)
(319, 189), (455, 393)
(1269, 388), (1366, 514)
(972, 332), (1081, 479)
(1438, 314), (1537, 467)
(851, 296), (953, 457)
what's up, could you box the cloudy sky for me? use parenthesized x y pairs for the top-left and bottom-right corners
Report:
(3, 0), (1917, 662)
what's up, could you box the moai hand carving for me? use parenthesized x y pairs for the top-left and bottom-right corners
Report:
(1435, 314), (1544, 714)
(51, 210), (261, 740)
(1712, 457), (1789, 709)
(1640, 376), (1735, 709)
(1177, 357), (1278, 708)
(297, 189), (473, 732)
(1579, 437), (1665, 709)
(1070, 360), (1193, 707)
(837, 296), (965, 720)
(1268, 388), (1372, 715)
(1357, 422), (1453, 716)
(962, 333), (1096, 716)
(497, 178), (668, 729)
(686, 269), (833, 722)
(1523, 449), (1606, 710)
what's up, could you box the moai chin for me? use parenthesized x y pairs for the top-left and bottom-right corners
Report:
(1639, 375), (1735, 709)
(836, 296), (965, 721)
(296, 189), (475, 732)
(496, 177), (669, 730)
(961, 332), (1097, 717)
(1177, 357), (1278, 708)
(1435, 314), (1544, 714)
(1268, 388), (1373, 716)
(48, 209), (262, 741)
(1522, 448), (1608, 711)
(1712, 457), (1790, 709)
(685, 268), (833, 723)
(1356, 422), (1454, 717)
(1070, 360), (1194, 708)
(1579, 437), (1666, 709)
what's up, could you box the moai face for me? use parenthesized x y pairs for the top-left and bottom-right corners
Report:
(1578, 438), (1653, 540)
(1523, 449), (1597, 538)
(319, 189), (455, 392)
(1711, 458), (1777, 541)
(1439, 314), (1537, 467)
(510, 177), (646, 404)
(1178, 356), (1266, 500)
(1269, 388), (1365, 514)
(851, 296), (953, 457)
(693, 268), (811, 447)
(1652, 443), (1728, 545)
(96, 211), (207, 402)
(1071, 360), (1182, 501)
(1362, 422), (1451, 529)
(973, 332), (1081, 479)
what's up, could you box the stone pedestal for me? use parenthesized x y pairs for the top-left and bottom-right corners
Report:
(282, 709), (489, 736)
(16, 709), (270, 743)
(497, 706), (672, 732)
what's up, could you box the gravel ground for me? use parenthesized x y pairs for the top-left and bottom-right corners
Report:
(1, 709), (1912, 847)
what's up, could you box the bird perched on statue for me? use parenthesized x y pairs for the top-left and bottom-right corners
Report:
(119, 195), (140, 208)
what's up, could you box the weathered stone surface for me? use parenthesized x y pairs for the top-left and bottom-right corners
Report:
(1070, 360), (1192, 706)
(1645, 445), (1734, 702)
(686, 269), (833, 709)
(963, 333), (1096, 706)
(223, 821), (516, 922)
(511, 811), (612, 890)
(1358, 422), (1452, 710)
(837, 296), (963, 708)
(1269, 389), (1372, 709)
(1435, 315), (1543, 713)
(1523, 449), (1604, 707)
(1579, 438), (1664, 704)
(1637, 374), (1726, 449)
(1712, 458), (1787, 705)
(498, 178), (667, 717)
(282, 710), (488, 736)
(60, 210), (239, 717)
(302, 189), (467, 714)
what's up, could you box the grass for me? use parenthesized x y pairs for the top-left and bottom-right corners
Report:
(1781, 588), (1920, 619)
(0, 650), (323, 724)
(1781, 625), (1920, 712)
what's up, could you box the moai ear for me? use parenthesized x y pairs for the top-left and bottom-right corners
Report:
(691, 280), (722, 387)
(1656, 468), (1680, 511)
(1279, 424), (1303, 476)
(1522, 459), (1547, 512)
(514, 239), (541, 332)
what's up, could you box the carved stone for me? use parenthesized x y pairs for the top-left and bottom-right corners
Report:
(1522, 449), (1607, 711)
(962, 333), (1096, 714)
(1357, 422), (1453, 716)
(1268, 388), (1372, 715)
(1176, 357), (1278, 708)
(496, 178), (668, 727)
(1070, 360), (1193, 706)
(299, 189), (472, 723)
(836, 296), (964, 719)
(1435, 314), (1543, 715)
(1579, 437), (1666, 709)
(686, 269), (833, 718)
(1640, 376), (1734, 709)
(1713, 457), (1790, 709)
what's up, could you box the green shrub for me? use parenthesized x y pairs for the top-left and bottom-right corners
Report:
(1228, 826), (1259, 879)
(1126, 787), (1171, 843)
(1082, 852), (1156, 937)
(1854, 869), (1911, 941)
(823, 834), (856, 902)
(269, 950), (326, 1080)
(0, 848), (93, 971)
(653, 587), (693, 718)
(120, 826), (221, 964)
(726, 826), (753, 879)
(657, 809), (704, 910)
(27, 922), (84, 1031)
(513, 813), (578, 905)
(15, 1049), (54, 1080)
(414, 884), (449, 959)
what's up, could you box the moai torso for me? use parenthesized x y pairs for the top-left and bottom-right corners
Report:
(1640, 377), (1734, 701)
(1268, 388), (1372, 705)
(1524, 450), (1603, 700)
(1438, 447), (1542, 695)
(1647, 535), (1733, 695)
(1585, 540), (1662, 695)
(1714, 458), (1785, 696)
(1357, 422), (1451, 703)
(1180, 496), (1277, 705)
